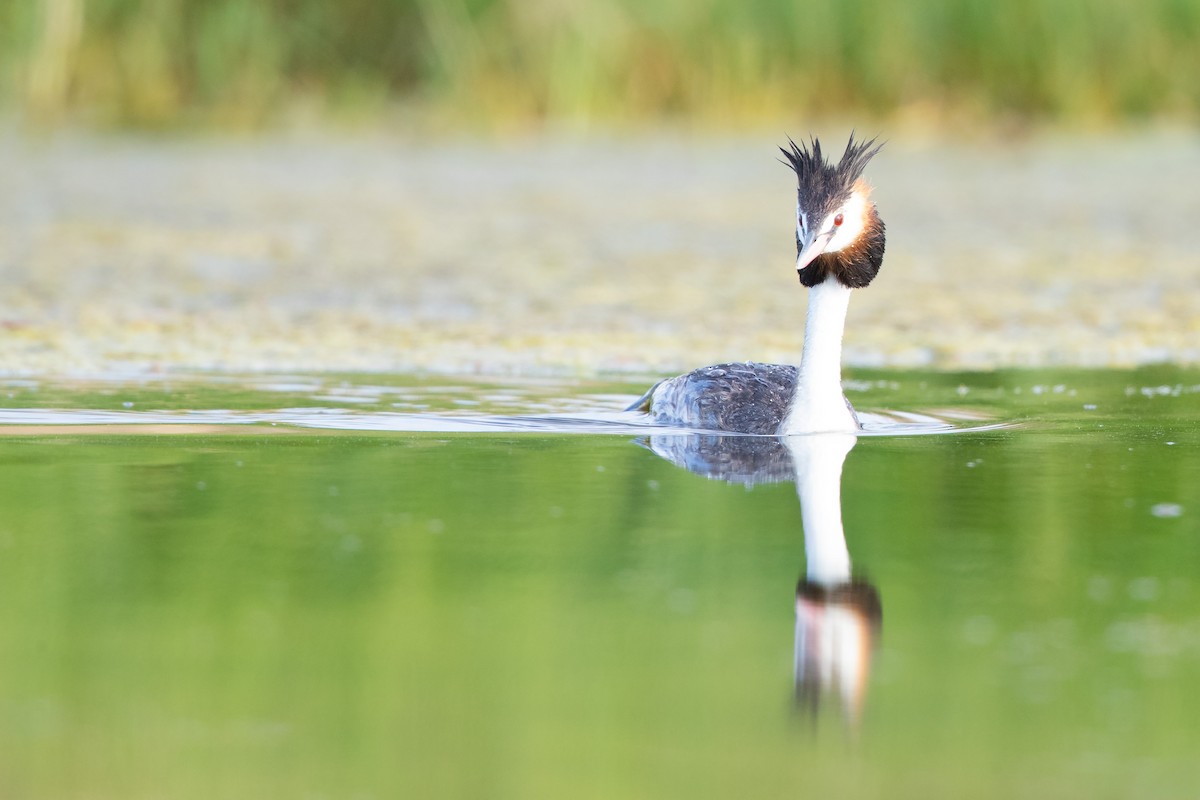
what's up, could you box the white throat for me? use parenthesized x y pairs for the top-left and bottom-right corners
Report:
(780, 275), (857, 435)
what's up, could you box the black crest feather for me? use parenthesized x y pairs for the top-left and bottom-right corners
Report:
(779, 133), (883, 215)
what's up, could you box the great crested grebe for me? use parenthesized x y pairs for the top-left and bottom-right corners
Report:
(629, 134), (886, 435)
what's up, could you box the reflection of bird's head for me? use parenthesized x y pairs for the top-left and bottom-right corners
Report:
(780, 135), (886, 289)
(793, 578), (883, 722)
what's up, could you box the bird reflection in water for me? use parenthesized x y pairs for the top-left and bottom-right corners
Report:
(640, 432), (881, 724)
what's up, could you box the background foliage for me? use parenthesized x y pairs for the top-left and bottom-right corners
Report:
(3, 0), (1199, 129)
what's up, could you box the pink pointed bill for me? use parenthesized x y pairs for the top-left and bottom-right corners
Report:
(796, 230), (834, 272)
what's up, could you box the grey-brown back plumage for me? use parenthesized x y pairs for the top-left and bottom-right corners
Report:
(629, 362), (797, 434)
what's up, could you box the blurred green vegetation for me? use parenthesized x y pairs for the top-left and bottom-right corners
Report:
(2, 0), (1199, 130)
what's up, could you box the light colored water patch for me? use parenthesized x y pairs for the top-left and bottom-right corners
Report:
(2, 133), (1199, 375)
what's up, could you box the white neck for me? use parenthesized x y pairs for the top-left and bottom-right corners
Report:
(780, 276), (857, 434)
(786, 434), (856, 583)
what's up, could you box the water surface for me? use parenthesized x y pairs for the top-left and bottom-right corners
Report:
(0, 367), (1197, 798)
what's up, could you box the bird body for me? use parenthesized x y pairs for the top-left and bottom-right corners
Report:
(629, 361), (801, 435)
(630, 134), (886, 435)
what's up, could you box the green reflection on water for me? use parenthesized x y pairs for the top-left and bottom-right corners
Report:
(0, 369), (1198, 798)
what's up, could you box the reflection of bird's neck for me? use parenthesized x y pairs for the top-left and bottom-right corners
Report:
(787, 432), (856, 583)
(781, 277), (856, 435)
(789, 432), (877, 723)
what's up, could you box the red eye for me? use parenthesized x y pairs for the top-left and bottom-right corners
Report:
(833, 213), (844, 227)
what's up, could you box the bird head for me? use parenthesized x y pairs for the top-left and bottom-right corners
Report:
(780, 134), (886, 289)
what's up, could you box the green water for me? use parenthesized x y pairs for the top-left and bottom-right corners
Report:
(1, 369), (1198, 798)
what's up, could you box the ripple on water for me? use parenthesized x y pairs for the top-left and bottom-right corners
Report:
(0, 405), (1005, 437)
(0, 372), (1031, 436)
